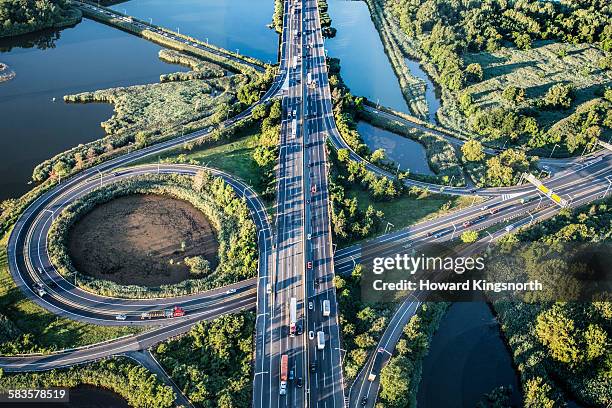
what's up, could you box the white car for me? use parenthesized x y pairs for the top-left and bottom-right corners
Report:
(115, 314), (127, 321)
(308, 331), (315, 340)
(307, 233), (312, 240)
(480, 205), (489, 211)
(35, 287), (47, 297)
(505, 224), (515, 232)
(308, 301), (313, 310)
(226, 288), (237, 294)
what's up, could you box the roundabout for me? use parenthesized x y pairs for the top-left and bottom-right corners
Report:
(6, 163), (271, 325)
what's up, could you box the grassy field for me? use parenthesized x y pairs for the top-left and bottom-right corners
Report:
(0, 233), (142, 355)
(132, 125), (276, 214)
(441, 42), (612, 139)
(137, 132), (259, 188)
(347, 187), (483, 237)
(64, 70), (241, 136)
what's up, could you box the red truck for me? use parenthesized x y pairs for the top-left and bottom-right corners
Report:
(280, 354), (288, 395)
(140, 306), (185, 319)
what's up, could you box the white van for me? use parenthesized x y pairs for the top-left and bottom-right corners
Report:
(322, 300), (330, 317)
(316, 331), (325, 350)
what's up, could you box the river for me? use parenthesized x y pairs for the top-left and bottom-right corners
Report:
(326, 0), (442, 123)
(110, 0), (278, 63)
(417, 302), (522, 407)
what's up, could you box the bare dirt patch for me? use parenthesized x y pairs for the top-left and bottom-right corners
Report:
(68, 194), (218, 286)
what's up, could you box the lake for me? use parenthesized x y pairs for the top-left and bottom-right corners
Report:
(0, 19), (189, 201)
(357, 121), (434, 175)
(417, 302), (522, 407)
(110, 0), (278, 63)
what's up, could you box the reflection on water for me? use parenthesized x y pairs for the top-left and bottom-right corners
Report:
(325, 0), (409, 113)
(110, 0), (278, 62)
(417, 302), (522, 407)
(357, 121), (434, 175)
(404, 58), (441, 124)
(0, 19), (187, 200)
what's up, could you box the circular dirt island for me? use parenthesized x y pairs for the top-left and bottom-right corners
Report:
(68, 194), (219, 287)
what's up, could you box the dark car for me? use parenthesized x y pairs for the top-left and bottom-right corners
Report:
(310, 362), (316, 372)
(361, 396), (368, 406)
(297, 323), (303, 336)
(296, 377), (303, 388)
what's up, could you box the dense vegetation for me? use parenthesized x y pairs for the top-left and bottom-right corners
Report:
(335, 265), (393, 384)
(328, 145), (387, 244)
(250, 99), (282, 200)
(271, 0), (283, 32)
(0, 357), (175, 408)
(154, 311), (254, 407)
(0, 0), (81, 38)
(373, 0), (612, 156)
(487, 197), (612, 406)
(378, 302), (448, 408)
(46, 173), (257, 298)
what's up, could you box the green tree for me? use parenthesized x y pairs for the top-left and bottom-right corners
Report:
(337, 148), (350, 162)
(461, 140), (485, 162)
(184, 256), (211, 275)
(461, 230), (479, 243)
(465, 63), (484, 82)
(541, 84), (574, 110)
(370, 148), (386, 164)
(379, 356), (412, 407)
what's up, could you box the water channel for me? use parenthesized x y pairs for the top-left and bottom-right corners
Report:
(417, 302), (522, 407)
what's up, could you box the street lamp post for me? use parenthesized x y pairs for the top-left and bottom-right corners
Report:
(549, 143), (559, 158)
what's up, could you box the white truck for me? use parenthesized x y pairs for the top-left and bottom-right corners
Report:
(317, 331), (325, 350)
(289, 297), (297, 337)
(322, 299), (330, 317)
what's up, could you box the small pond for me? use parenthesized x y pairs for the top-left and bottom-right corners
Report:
(357, 121), (434, 175)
